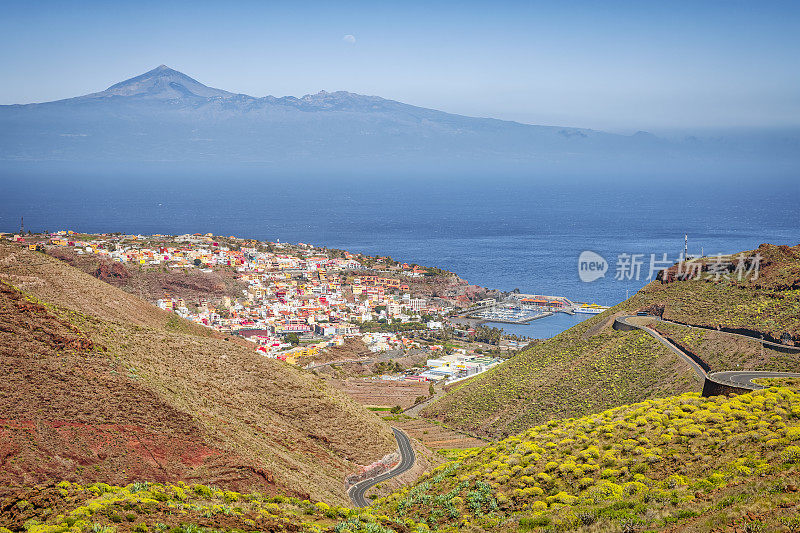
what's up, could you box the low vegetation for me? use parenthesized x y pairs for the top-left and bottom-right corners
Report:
(375, 385), (800, 532)
(640, 243), (800, 343)
(422, 317), (695, 438)
(422, 244), (800, 440)
(1, 481), (356, 533)
(8, 385), (800, 532)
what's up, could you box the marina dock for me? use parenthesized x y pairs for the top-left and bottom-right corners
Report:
(469, 306), (553, 324)
(461, 294), (609, 324)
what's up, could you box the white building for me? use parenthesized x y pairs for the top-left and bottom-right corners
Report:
(410, 298), (426, 311)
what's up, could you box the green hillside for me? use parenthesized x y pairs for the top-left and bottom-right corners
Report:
(637, 243), (800, 342)
(376, 383), (800, 532)
(422, 244), (800, 439)
(423, 317), (696, 437)
(0, 481), (355, 533)
(10, 383), (800, 533)
(650, 321), (800, 374)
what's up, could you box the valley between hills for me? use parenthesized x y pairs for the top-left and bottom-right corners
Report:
(1, 239), (799, 533)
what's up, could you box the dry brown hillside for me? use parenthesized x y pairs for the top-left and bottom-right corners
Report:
(0, 241), (396, 505)
(0, 281), (260, 498)
(45, 246), (245, 306)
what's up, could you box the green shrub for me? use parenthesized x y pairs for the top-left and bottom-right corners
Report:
(744, 521), (765, 533)
(192, 485), (213, 498)
(782, 445), (800, 463)
(780, 516), (800, 533)
(519, 515), (551, 528)
(130, 482), (151, 493)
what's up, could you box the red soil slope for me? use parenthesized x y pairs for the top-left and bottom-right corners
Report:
(0, 281), (278, 499)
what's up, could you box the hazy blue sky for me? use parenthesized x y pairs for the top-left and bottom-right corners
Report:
(2, 0), (799, 132)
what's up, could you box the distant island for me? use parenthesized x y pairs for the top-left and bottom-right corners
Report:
(2, 65), (795, 172)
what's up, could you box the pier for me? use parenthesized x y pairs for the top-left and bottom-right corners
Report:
(459, 293), (608, 325)
(469, 305), (553, 324)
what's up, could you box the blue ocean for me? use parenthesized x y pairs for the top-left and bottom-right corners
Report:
(2, 168), (797, 338)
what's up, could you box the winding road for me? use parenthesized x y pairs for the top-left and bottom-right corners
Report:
(657, 318), (800, 353)
(348, 427), (416, 507)
(617, 315), (800, 390)
(347, 315), (795, 507)
(705, 370), (800, 389)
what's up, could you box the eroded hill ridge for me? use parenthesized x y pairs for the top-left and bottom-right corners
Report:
(0, 241), (397, 506)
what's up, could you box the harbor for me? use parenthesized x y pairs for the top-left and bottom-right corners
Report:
(468, 305), (553, 324)
(454, 294), (610, 327)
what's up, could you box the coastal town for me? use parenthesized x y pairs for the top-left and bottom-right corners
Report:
(8, 230), (521, 385)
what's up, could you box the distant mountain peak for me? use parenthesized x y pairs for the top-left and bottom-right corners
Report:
(142, 64), (183, 77)
(98, 65), (232, 100)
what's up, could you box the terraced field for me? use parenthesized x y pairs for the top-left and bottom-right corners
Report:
(388, 417), (487, 450)
(330, 378), (431, 409)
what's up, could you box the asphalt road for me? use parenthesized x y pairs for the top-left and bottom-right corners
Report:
(348, 427), (416, 507)
(618, 315), (708, 381)
(657, 317), (800, 353)
(707, 370), (800, 389)
(618, 315), (800, 390)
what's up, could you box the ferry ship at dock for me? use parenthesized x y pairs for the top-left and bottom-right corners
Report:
(574, 303), (610, 314)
